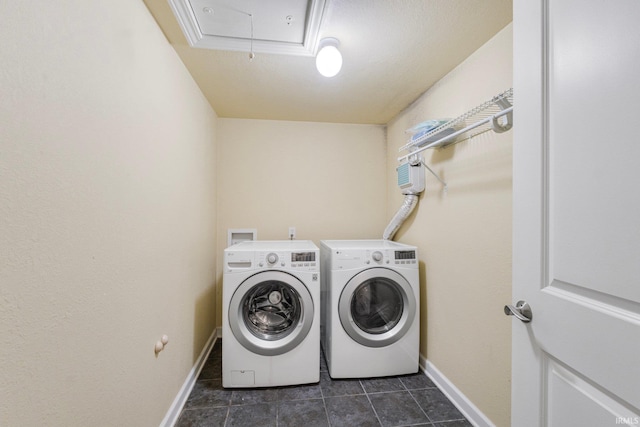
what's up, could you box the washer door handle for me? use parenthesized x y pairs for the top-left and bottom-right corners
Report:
(504, 300), (532, 323)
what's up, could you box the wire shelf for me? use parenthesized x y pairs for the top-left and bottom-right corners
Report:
(398, 88), (514, 159)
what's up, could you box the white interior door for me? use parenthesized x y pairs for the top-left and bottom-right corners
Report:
(512, 0), (640, 425)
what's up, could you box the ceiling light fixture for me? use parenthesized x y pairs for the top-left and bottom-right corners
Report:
(315, 38), (342, 77)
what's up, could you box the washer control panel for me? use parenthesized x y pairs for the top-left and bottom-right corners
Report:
(257, 251), (318, 270)
(225, 241), (319, 273)
(290, 251), (317, 269)
(224, 250), (318, 272)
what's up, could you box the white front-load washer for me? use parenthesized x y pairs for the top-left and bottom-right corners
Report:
(222, 240), (320, 388)
(320, 239), (420, 378)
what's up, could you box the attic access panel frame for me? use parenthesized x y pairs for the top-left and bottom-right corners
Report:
(168, 0), (327, 56)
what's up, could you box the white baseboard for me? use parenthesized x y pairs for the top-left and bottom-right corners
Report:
(419, 355), (495, 427)
(160, 330), (218, 427)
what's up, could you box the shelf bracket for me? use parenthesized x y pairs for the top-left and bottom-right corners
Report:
(421, 160), (447, 192)
(491, 97), (513, 133)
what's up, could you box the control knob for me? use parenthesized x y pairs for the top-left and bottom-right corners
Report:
(266, 253), (279, 264)
(372, 251), (383, 262)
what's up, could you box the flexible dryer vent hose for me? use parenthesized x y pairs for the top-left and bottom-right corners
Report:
(382, 194), (419, 241)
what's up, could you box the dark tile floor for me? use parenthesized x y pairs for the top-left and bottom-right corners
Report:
(177, 340), (472, 427)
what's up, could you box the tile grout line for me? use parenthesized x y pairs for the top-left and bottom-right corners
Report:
(222, 404), (231, 427)
(406, 387), (434, 426)
(319, 350), (332, 427)
(361, 378), (385, 427)
(397, 375), (436, 426)
(319, 381), (331, 426)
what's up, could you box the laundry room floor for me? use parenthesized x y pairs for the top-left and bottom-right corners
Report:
(176, 340), (472, 427)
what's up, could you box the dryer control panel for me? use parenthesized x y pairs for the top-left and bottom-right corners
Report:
(366, 249), (417, 266)
(333, 248), (418, 269)
(393, 250), (417, 265)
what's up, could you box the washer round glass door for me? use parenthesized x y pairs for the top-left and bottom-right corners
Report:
(339, 267), (416, 348)
(229, 270), (314, 356)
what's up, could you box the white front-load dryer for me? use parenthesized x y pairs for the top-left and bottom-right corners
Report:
(320, 239), (420, 378)
(222, 240), (320, 388)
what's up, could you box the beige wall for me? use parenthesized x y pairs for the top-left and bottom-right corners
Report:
(0, 1), (218, 426)
(386, 24), (513, 426)
(216, 118), (387, 325)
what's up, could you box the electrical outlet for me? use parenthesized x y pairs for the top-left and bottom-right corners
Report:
(288, 227), (296, 240)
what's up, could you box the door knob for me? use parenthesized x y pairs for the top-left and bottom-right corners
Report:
(504, 300), (532, 323)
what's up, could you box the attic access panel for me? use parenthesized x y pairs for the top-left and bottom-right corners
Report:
(169, 0), (327, 56)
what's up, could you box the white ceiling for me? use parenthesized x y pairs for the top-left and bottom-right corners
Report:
(143, 0), (513, 125)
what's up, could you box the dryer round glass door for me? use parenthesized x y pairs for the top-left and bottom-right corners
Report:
(229, 270), (314, 356)
(338, 267), (416, 348)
